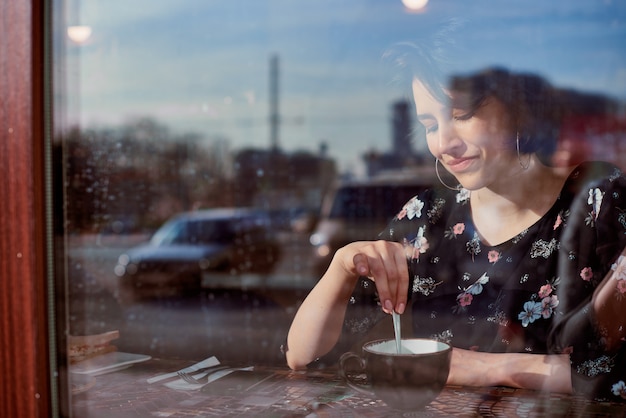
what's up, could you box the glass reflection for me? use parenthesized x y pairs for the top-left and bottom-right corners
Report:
(55, 0), (626, 413)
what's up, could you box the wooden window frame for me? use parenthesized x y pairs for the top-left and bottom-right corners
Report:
(1, 0), (54, 417)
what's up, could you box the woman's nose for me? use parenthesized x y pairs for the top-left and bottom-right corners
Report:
(435, 122), (462, 155)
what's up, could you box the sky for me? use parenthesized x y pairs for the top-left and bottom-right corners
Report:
(65, 0), (626, 176)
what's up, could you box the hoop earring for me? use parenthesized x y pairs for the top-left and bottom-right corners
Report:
(516, 131), (530, 170)
(435, 159), (461, 191)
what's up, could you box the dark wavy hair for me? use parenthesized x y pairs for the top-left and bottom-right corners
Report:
(384, 22), (560, 163)
(449, 67), (560, 161)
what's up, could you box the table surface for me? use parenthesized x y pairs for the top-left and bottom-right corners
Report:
(70, 357), (626, 418)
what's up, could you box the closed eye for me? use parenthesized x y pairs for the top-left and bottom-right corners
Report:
(417, 116), (438, 134)
(424, 123), (438, 134)
(453, 110), (475, 121)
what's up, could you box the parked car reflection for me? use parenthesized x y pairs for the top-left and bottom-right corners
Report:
(114, 208), (281, 301)
(309, 171), (436, 277)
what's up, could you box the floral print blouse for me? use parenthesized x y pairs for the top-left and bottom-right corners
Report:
(326, 161), (626, 402)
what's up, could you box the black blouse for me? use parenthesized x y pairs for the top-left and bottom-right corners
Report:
(325, 161), (626, 402)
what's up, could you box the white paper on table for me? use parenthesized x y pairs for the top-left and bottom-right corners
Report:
(146, 356), (220, 384)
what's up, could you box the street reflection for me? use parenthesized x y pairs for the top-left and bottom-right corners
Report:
(62, 73), (626, 367)
(67, 228), (315, 366)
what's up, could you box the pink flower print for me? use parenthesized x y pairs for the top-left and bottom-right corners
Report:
(445, 223), (466, 240)
(457, 293), (473, 307)
(580, 267), (593, 282)
(538, 284), (553, 298)
(553, 214), (563, 230)
(541, 295), (559, 319)
(487, 250), (501, 264)
(396, 208), (407, 220)
(617, 281), (626, 294)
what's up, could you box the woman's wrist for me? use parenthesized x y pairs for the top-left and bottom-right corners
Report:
(325, 251), (362, 294)
(447, 348), (498, 387)
(448, 349), (572, 393)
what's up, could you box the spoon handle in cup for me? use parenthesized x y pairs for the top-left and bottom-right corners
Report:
(392, 311), (401, 354)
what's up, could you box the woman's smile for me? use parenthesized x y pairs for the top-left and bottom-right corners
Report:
(443, 156), (478, 173)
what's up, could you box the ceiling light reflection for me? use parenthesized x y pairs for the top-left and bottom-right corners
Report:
(401, 0), (429, 11)
(67, 25), (92, 44)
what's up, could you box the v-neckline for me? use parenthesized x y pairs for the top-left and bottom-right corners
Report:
(461, 197), (552, 251)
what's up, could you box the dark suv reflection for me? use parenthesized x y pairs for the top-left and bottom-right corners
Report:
(309, 174), (435, 277)
(114, 208), (281, 299)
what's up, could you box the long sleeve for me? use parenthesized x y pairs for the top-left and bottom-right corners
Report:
(550, 164), (626, 401)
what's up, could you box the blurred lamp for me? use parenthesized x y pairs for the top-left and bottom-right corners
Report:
(67, 25), (92, 44)
(402, 0), (429, 11)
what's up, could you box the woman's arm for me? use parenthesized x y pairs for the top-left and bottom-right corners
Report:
(285, 261), (358, 370)
(286, 240), (409, 370)
(447, 348), (573, 393)
(287, 243), (573, 393)
(549, 169), (626, 399)
(592, 248), (626, 352)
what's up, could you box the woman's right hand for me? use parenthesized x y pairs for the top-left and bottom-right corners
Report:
(334, 240), (410, 315)
(286, 239), (410, 369)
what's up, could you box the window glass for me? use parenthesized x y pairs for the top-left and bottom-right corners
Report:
(54, 0), (626, 413)
(329, 184), (428, 220)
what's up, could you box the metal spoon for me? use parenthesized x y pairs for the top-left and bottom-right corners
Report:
(392, 311), (401, 354)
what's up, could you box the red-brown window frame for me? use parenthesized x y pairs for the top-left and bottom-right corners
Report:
(1, 0), (53, 417)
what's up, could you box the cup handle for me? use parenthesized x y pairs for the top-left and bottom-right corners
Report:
(338, 351), (375, 396)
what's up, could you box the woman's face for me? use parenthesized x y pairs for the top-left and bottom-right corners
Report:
(412, 79), (520, 191)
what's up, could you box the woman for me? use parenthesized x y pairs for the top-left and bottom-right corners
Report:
(285, 53), (626, 399)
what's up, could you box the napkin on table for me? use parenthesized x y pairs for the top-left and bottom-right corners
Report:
(146, 356), (221, 384)
(164, 365), (253, 391)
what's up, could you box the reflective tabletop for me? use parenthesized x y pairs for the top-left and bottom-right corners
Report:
(70, 358), (626, 418)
